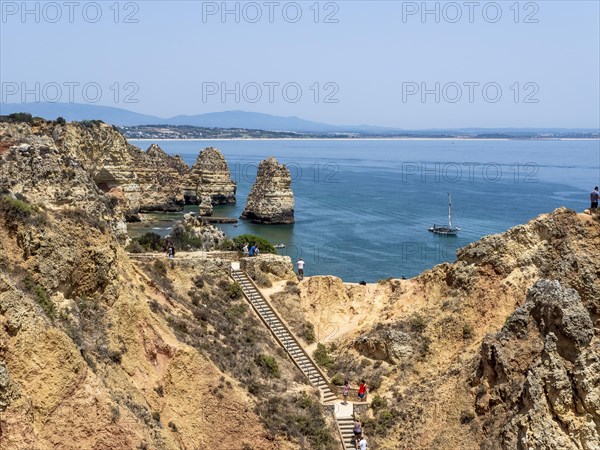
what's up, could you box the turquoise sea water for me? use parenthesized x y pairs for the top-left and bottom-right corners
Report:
(130, 139), (600, 282)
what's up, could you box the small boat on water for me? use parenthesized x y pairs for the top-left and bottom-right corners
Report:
(274, 243), (286, 248)
(429, 193), (461, 236)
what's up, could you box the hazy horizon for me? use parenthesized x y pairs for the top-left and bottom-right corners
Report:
(2, 1), (599, 129)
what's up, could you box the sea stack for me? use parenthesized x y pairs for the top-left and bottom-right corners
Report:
(183, 147), (237, 205)
(241, 156), (294, 224)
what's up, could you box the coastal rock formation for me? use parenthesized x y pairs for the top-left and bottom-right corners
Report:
(240, 254), (297, 285)
(264, 208), (600, 449)
(172, 213), (226, 251)
(183, 147), (236, 205)
(475, 279), (599, 449)
(241, 156), (294, 224)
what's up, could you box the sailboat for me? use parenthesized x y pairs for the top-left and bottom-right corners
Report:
(428, 193), (461, 236)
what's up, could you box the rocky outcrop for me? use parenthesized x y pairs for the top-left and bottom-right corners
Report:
(171, 213), (226, 251)
(183, 147), (236, 206)
(475, 280), (599, 449)
(241, 156), (294, 224)
(0, 124), (127, 238)
(0, 121), (242, 217)
(130, 143), (189, 212)
(240, 254), (297, 285)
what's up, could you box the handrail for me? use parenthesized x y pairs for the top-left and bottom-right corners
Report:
(230, 267), (335, 396)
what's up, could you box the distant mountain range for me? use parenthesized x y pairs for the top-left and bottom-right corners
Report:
(1, 102), (598, 137)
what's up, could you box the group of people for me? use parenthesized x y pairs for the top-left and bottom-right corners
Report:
(352, 417), (368, 450)
(341, 379), (369, 449)
(242, 243), (260, 257)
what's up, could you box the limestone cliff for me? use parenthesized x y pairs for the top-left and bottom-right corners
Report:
(183, 147), (236, 206)
(241, 156), (294, 224)
(0, 119), (336, 450)
(0, 120), (188, 215)
(267, 208), (600, 449)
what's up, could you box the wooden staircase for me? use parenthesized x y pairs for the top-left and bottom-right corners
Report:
(230, 268), (337, 403)
(231, 267), (360, 449)
(337, 416), (359, 450)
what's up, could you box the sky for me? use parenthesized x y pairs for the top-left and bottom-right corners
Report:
(1, 0), (599, 128)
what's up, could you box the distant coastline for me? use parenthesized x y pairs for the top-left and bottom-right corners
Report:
(129, 137), (599, 142)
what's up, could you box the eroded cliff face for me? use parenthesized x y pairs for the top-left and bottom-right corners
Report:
(476, 279), (599, 449)
(183, 147), (237, 206)
(241, 156), (294, 224)
(0, 121), (240, 217)
(0, 120), (335, 450)
(268, 208), (600, 449)
(0, 202), (295, 450)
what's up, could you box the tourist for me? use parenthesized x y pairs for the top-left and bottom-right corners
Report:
(358, 380), (368, 402)
(242, 243), (249, 257)
(249, 244), (256, 257)
(358, 434), (367, 450)
(296, 257), (305, 280)
(353, 418), (362, 448)
(167, 243), (175, 259)
(591, 186), (599, 210)
(343, 380), (350, 405)
(254, 246), (260, 256)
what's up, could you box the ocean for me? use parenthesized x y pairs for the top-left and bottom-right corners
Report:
(129, 139), (600, 282)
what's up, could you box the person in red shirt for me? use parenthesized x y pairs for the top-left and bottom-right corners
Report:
(357, 380), (368, 402)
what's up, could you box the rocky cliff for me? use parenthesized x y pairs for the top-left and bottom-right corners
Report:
(267, 208), (600, 449)
(0, 121), (239, 217)
(183, 147), (236, 206)
(0, 118), (336, 450)
(241, 156), (294, 224)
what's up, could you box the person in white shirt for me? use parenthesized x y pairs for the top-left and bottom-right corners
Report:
(296, 258), (305, 280)
(358, 435), (367, 450)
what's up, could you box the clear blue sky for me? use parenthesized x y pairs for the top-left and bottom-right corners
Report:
(1, 0), (599, 128)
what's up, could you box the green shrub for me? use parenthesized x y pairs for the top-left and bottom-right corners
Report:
(151, 411), (160, 422)
(225, 303), (247, 322)
(0, 195), (38, 223)
(56, 116), (66, 124)
(331, 373), (344, 386)
(232, 234), (275, 254)
(171, 227), (204, 250)
(301, 322), (316, 344)
(313, 343), (334, 370)
(226, 282), (242, 299)
(8, 112), (33, 123)
(371, 394), (387, 410)
(410, 314), (427, 332)
(257, 354), (280, 378)
(23, 274), (55, 318)
(136, 232), (163, 251)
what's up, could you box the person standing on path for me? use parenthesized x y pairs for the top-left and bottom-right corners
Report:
(242, 243), (249, 257)
(342, 380), (350, 405)
(358, 380), (368, 402)
(296, 257), (305, 280)
(591, 186), (599, 210)
(249, 244), (256, 257)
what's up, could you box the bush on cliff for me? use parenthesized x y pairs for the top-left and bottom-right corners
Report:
(313, 343), (335, 370)
(232, 234), (275, 254)
(132, 232), (164, 252)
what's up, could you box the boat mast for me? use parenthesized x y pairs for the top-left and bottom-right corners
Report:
(448, 193), (453, 227)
